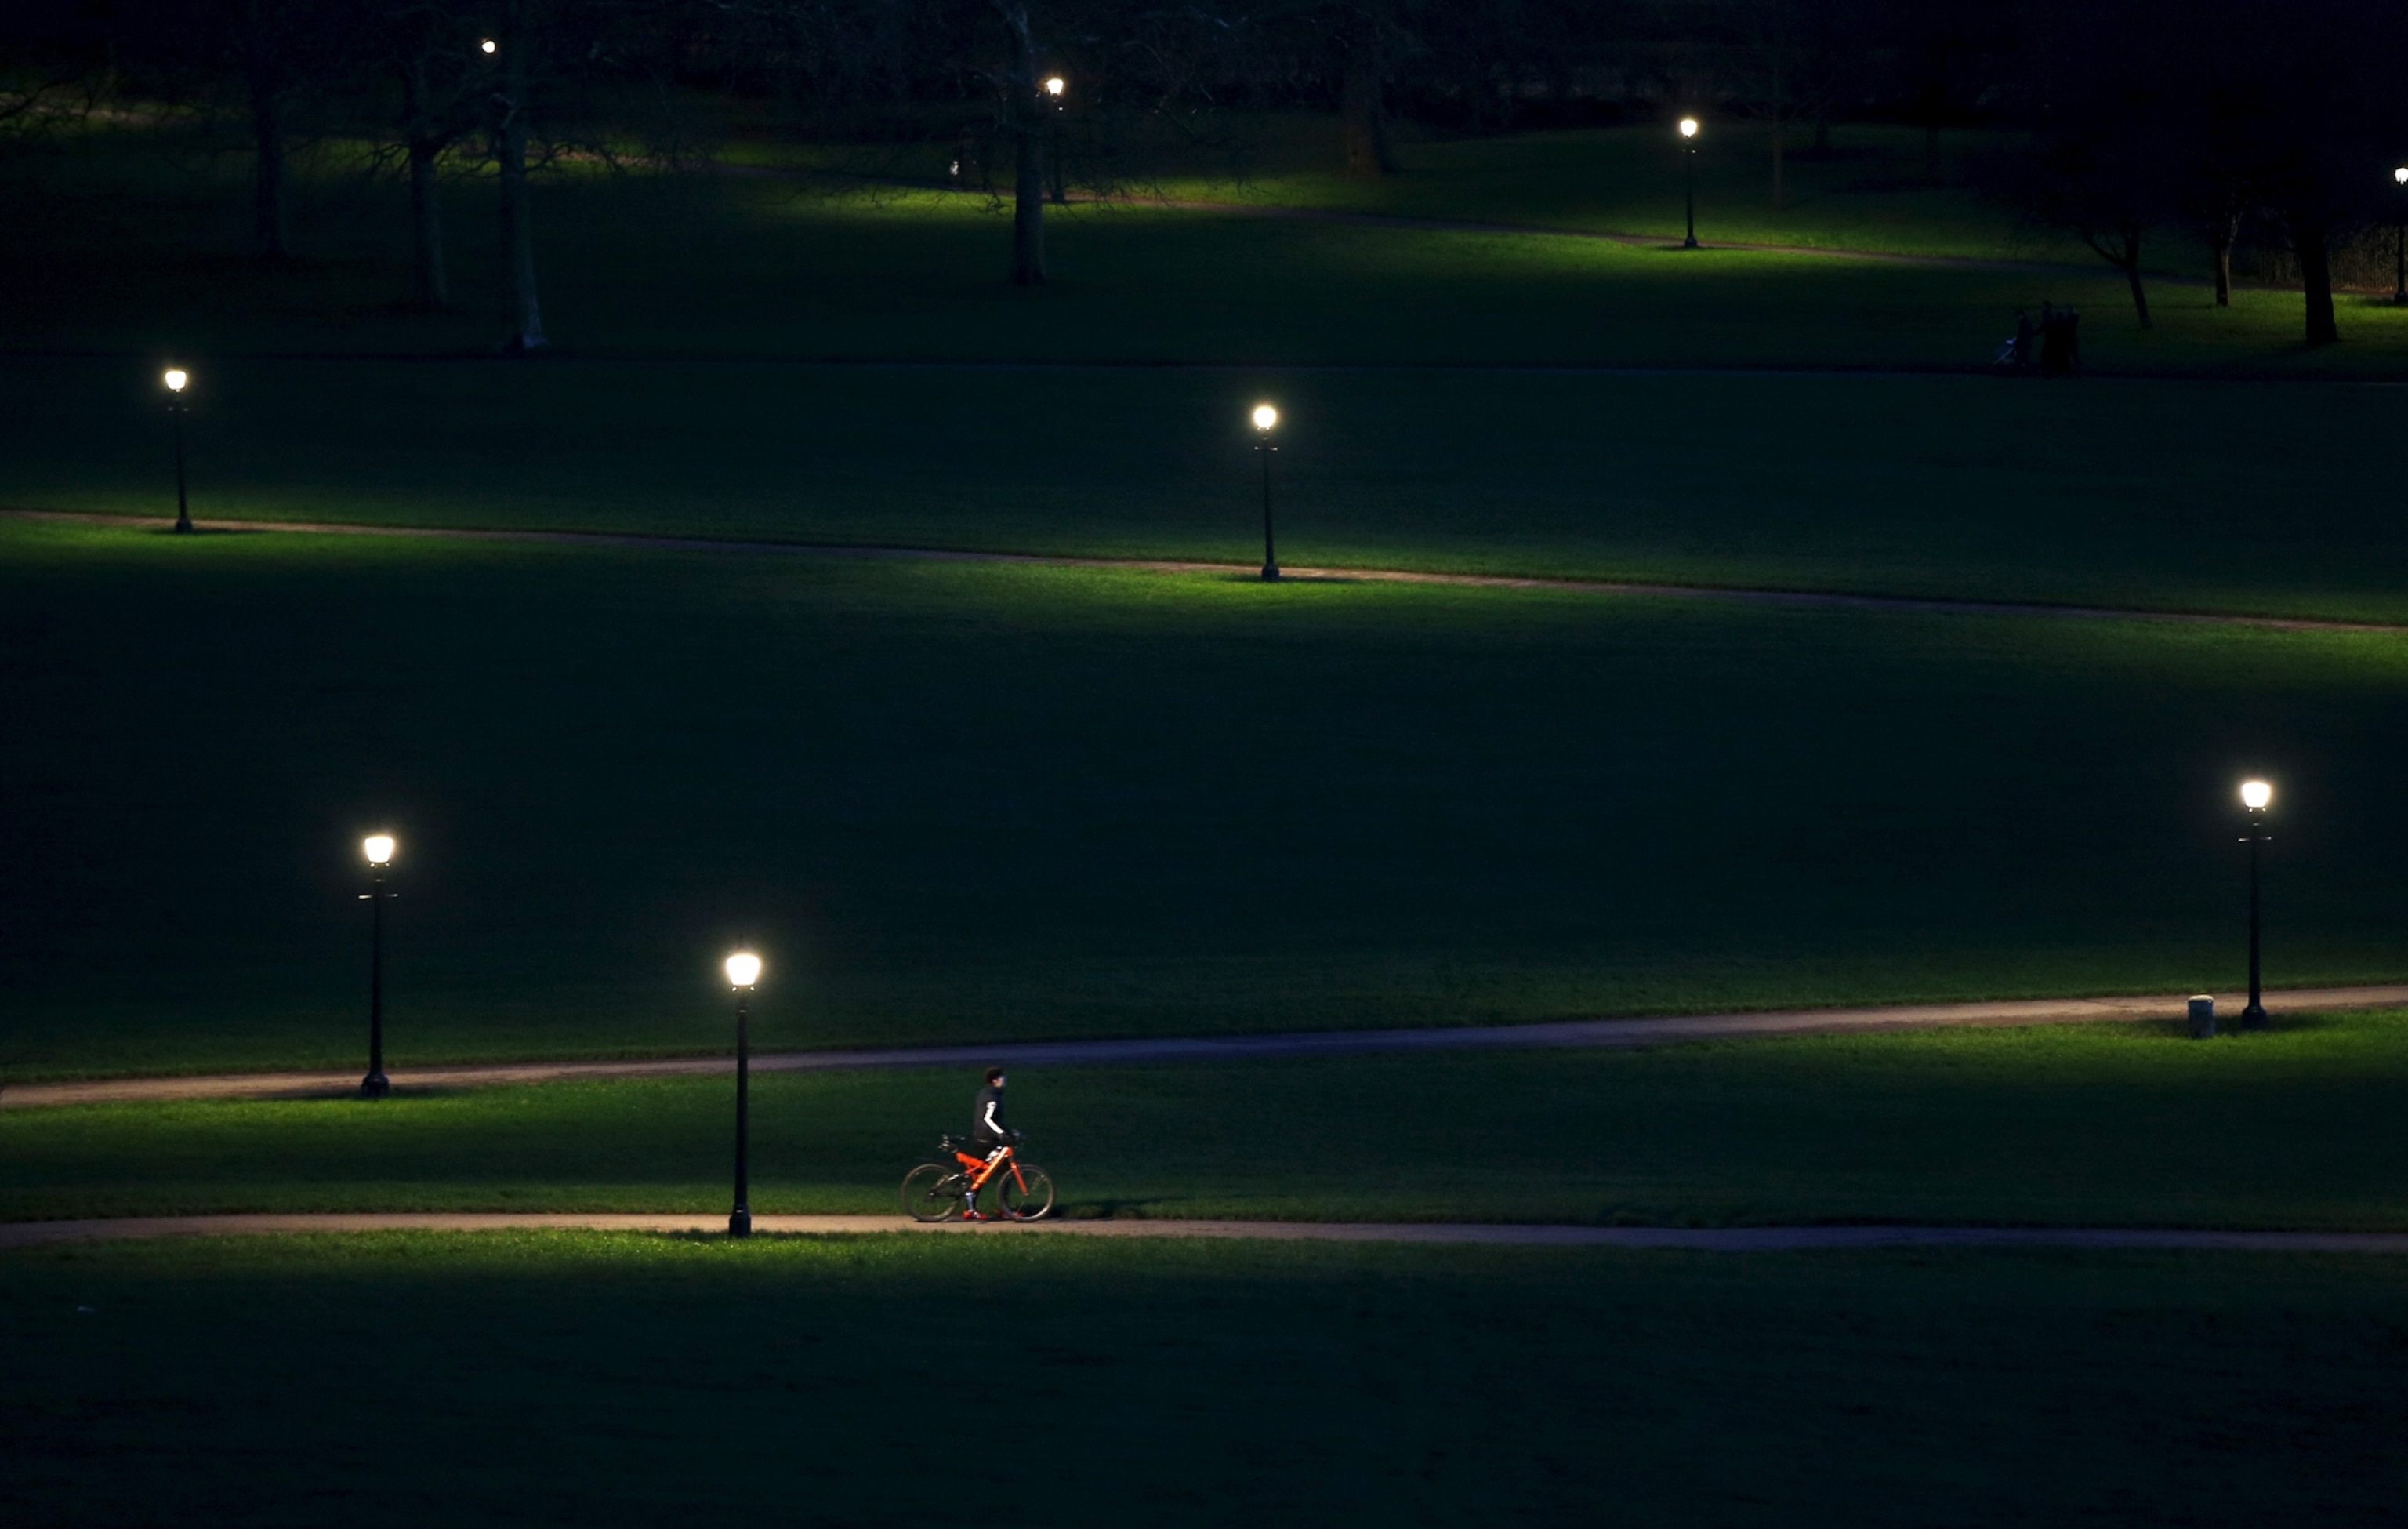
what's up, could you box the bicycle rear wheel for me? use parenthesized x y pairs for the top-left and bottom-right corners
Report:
(996, 1164), (1054, 1222)
(901, 1163), (963, 1222)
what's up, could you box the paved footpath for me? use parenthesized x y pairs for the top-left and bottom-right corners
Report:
(10, 985), (2406, 1111)
(9, 509), (2404, 637)
(4, 1212), (2405, 1255)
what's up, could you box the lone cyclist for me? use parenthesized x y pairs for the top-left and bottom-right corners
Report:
(963, 1066), (1021, 1220)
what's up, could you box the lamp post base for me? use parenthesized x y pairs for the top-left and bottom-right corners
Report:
(1260, 564), (1280, 581)
(1681, 238), (1699, 249)
(359, 1072), (390, 1099)
(172, 519), (194, 535)
(728, 1209), (752, 1237)
(2240, 1004), (2268, 1032)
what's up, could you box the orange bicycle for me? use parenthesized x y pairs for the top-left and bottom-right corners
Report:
(901, 1135), (1054, 1222)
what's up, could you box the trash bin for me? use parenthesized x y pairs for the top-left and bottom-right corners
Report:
(2187, 994), (2216, 1040)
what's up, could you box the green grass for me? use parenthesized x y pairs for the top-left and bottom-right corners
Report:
(9, 1013), (2408, 1229)
(16, 359), (2408, 623)
(792, 114), (2102, 262)
(3, 1230), (2403, 1526)
(9, 121), (2407, 372)
(6, 519), (2408, 1077)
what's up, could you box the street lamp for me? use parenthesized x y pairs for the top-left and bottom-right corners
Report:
(481, 38), (496, 53)
(2238, 780), (2272, 1031)
(359, 834), (397, 1098)
(1251, 403), (1280, 581)
(163, 368), (192, 534)
(2392, 167), (2406, 305)
(723, 950), (762, 1237)
(1678, 118), (1701, 249)
(1042, 76), (1067, 203)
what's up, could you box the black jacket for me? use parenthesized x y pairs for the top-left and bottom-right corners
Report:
(971, 1084), (1012, 1146)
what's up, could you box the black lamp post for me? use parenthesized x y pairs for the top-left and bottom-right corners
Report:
(2238, 780), (2272, 1031)
(2392, 168), (2406, 305)
(1678, 118), (1700, 249)
(1044, 76), (1067, 205)
(164, 368), (193, 534)
(360, 834), (396, 1098)
(1252, 402), (1280, 581)
(723, 951), (761, 1236)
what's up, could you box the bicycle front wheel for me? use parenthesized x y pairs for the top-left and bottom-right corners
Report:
(901, 1163), (962, 1222)
(996, 1164), (1054, 1222)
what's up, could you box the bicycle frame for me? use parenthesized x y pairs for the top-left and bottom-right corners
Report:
(953, 1145), (1028, 1196)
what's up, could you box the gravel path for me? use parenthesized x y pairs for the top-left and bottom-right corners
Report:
(8, 509), (2402, 637)
(4, 1212), (2405, 1254)
(10, 985), (2404, 1110)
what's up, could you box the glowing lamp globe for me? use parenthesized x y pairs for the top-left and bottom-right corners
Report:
(163, 369), (189, 394)
(2395, 166), (2406, 186)
(1044, 76), (1064, 97)
(481, 38), (496, 53)
(362, 834), (397, 866)
(2239, 780), (2272, 811)
(1678, 118), (1699, 140)
(724, 951), (763, 989)
(1251, 403), (1278, 432)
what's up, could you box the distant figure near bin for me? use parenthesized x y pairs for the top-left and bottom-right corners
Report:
(2036, 302), (2081, 376)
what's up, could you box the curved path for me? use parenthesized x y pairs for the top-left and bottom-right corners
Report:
(9, 509), (2403, 637)
(10, 984), (2405, 1111)
(3, 1212), (2404, 1254)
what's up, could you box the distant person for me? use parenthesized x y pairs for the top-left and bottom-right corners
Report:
(2038, 301), (2070, 376)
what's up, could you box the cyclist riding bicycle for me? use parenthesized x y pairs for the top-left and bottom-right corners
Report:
(963, 1066), (1021, 1220)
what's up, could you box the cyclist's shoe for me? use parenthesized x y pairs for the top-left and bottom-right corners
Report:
(959, 1208), (990, 1222)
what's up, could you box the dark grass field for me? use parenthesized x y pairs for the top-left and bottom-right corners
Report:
(15, 358), (2408, 622)
(6, 520), (2407, 1076)
(7, 1013), (2407, 1229)
(8, 123), (2406, 372)
(3, 1231), (2403, 1527)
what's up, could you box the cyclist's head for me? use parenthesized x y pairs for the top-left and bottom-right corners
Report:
(985, 1067), (1006, 1086)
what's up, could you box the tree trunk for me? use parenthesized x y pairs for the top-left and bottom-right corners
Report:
(495, 0), (544, 353)
(245, 4), (289, 260)
(401, 60), (448, 310)
(1768, 63), (1786, 209)
(2210, 237), (2232, 308)
(1013, 122), (1046, 283)
(2120, 231), (2151, 329)
(1343, 41), (1398, 179)
(997, 2), (1045, 285)
(408, 136), (449, 309)
(2297, 224), (2338, 346)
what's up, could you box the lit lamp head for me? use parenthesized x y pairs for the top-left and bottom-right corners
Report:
(1251, 402), (1278, 433)
(724, 951), (763, 990)
(2239, 779), (2273, 812)
(2395, 166), (2406, 187)
(1044, 76), (1064, 98)
(1678, 118), (1699, 141)
(481, 38), (496, 54)
(163, 368), (189, 394)
(362, 834), (397, 867)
